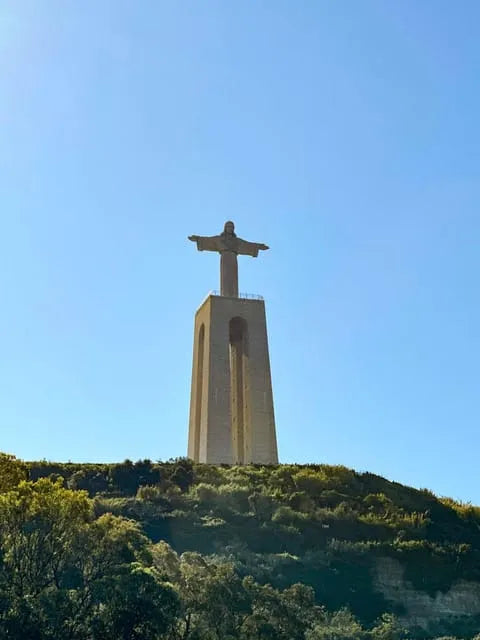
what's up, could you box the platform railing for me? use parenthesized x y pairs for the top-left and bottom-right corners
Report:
(209, 290), (264, 301)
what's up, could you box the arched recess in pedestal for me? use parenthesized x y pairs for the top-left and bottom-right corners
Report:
(229, 316), (250, 464)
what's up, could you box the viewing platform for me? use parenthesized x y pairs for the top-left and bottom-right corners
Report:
(209, 290), (264, 300)
(199, 290), (264, 306)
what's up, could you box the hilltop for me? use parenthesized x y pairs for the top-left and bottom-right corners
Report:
(1, 454), (480, 638)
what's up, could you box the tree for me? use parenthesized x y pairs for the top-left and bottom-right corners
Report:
(243, 580), (319, 640)
(68, 469), (109, 496)
(153, 545), (250, 639)
(369, 614), (407, 640)
(169, 459), (194, 493)
(0, 452), (27, 493)
(0, 478), (91, 598)
(306, 608), (366, 640)
(0, 479), (179, 639)
(91, 565), (178, 640)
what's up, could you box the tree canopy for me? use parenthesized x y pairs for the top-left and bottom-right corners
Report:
(1, 453), (479, 638)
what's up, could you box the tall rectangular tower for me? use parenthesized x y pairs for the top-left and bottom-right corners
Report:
(187, 222), (278, 465)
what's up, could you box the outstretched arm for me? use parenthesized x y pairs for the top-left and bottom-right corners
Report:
(236, 238), (269, 257)
(188, 234), (221, 252)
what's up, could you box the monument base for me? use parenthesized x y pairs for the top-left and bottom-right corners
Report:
(188, 294), (278, 465)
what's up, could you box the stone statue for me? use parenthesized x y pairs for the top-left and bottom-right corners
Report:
(188, 221), (269, 297)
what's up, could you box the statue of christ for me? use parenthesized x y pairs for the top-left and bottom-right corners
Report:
(188, 221), (269, 297)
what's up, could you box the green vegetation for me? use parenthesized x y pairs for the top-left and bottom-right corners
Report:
(1, 453), (480, 638)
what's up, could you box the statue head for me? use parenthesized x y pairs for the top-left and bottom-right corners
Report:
(224, 221), (235, 236)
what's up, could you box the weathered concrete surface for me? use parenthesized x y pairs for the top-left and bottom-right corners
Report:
(188, 294), (278, 465)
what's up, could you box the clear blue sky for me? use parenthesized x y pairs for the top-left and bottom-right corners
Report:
(1, 1), (479, 503)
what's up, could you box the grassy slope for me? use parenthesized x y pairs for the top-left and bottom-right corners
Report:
(27, 459), (480, 628)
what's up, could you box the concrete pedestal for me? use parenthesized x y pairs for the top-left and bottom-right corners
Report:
(188, 294), (278, 465)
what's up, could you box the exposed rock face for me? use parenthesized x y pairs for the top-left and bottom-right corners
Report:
(374, 557), (480, 630)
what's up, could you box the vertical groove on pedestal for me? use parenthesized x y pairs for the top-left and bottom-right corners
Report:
(229, 317), (249, 464)
(193, 324), (205, 461)
(242, 322), (251, 463)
